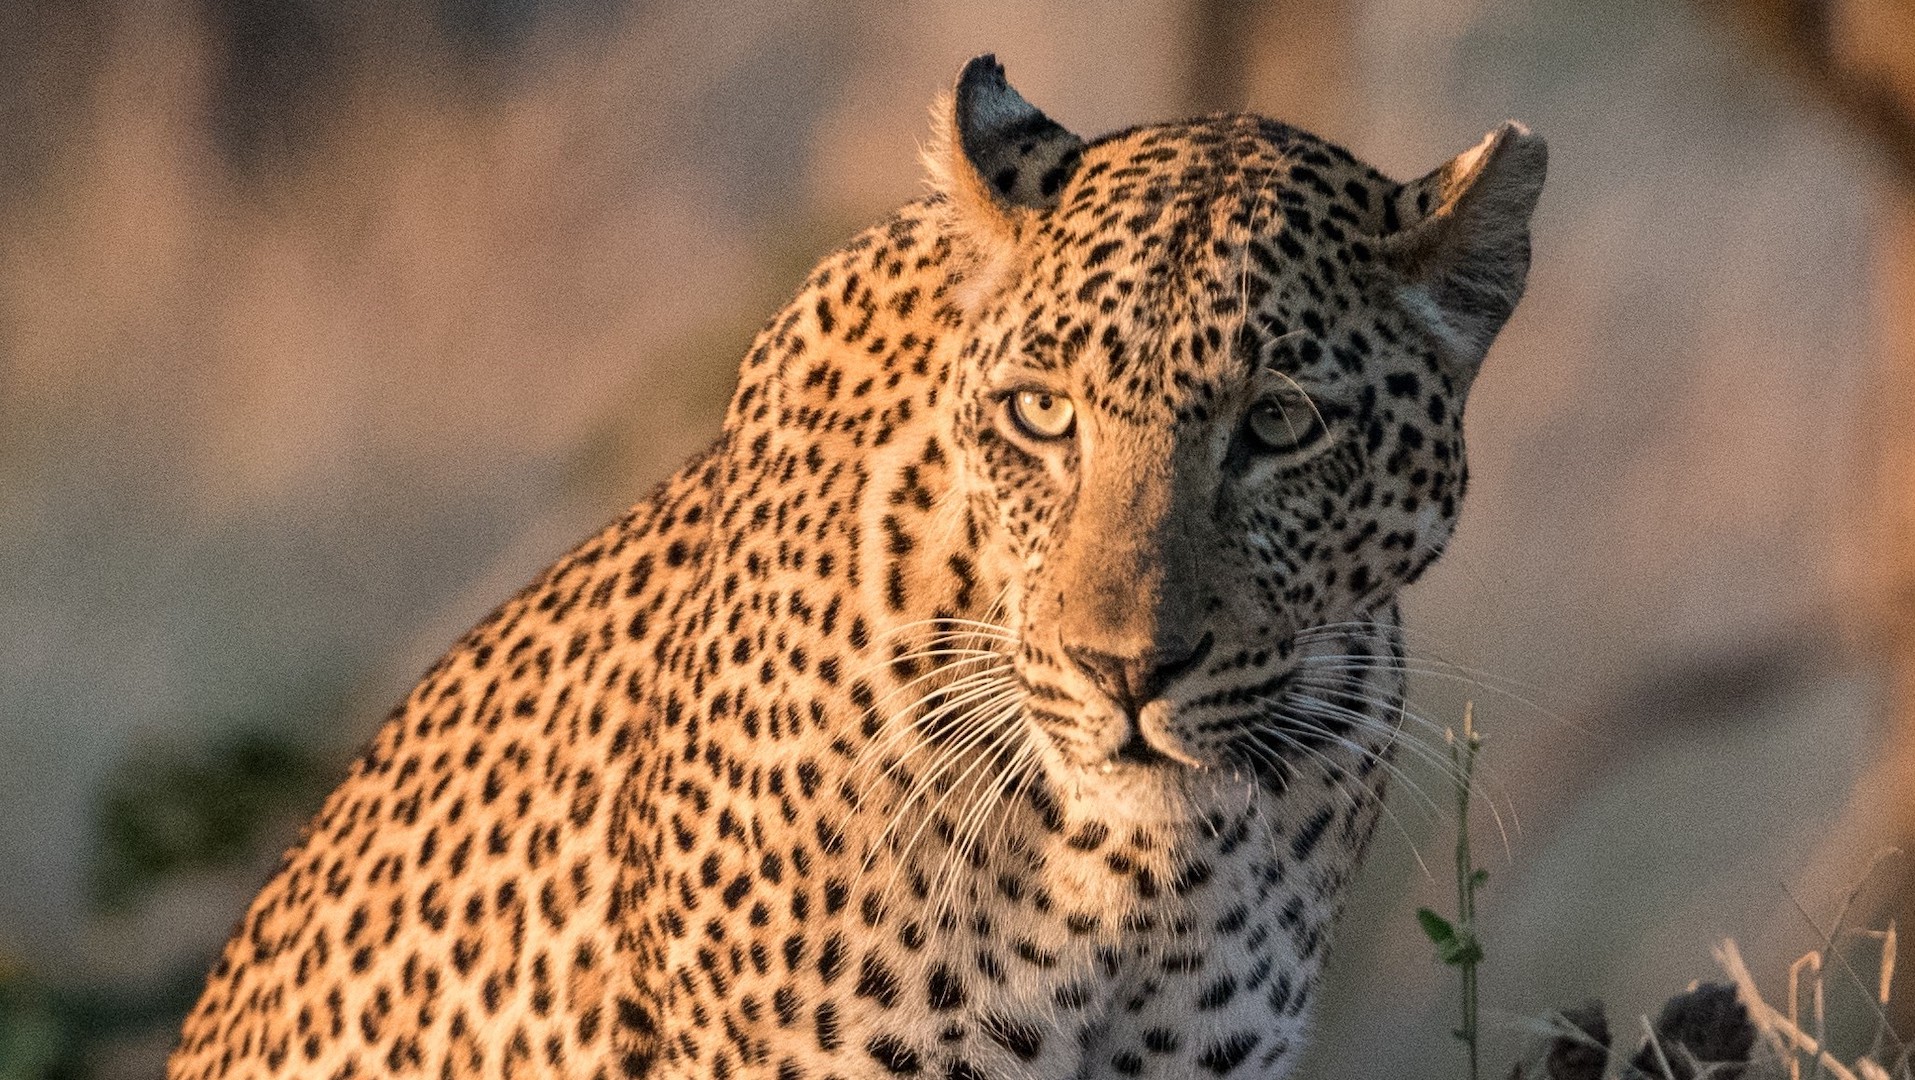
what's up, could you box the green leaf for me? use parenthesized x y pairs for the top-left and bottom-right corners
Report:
(1416, 908), (1456, 946)
(1437, 931), (1483, 967)
(1470, 868), (1490, 887)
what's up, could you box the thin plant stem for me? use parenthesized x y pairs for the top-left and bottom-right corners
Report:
(1453, 703), (1483, 1080)
(1418, 703), (1487, 1080)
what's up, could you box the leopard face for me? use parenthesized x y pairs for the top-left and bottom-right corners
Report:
(935, 65), (1544, 826)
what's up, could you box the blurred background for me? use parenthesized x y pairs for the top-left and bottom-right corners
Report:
(3, 0), (1913, 1075)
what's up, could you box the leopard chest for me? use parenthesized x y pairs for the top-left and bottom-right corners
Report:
(641, 749), (1384, 1080)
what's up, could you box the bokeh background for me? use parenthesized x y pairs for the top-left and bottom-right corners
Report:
(4, 0), (1914, 1076)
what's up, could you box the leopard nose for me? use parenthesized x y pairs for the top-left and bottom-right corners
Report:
(1063, 632), (1214, 718)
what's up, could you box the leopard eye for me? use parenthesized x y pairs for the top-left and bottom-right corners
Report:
(1244, 398), (1326, 454)
(1007, 390), (1077, 441)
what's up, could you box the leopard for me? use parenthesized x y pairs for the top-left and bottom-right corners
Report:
(170, 55), (1546, 1080)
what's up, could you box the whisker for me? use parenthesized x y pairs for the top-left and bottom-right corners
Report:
(1292, 619), (1564, 709)
(1268, 692), (1470, 796)
(1283, 669), (1483, 745)
(1231, 722), (1434, 880)
(875, 695), (1026, 897)
(859, 685), (1023, 867)
(865, 651), (1018, 708)
(862, 661), (1015, 740)
(846, 644), (1005, 693)
(1254, 707), (1443, 820)
(989, 744), (1043, 871)
(1268, 691), (1515, 853)
(844, 667), (1019, 792)
(883, 721), (1025, 921)
(1290, 654), (1564, 726)
(934, 734), (1035, 922)
(876, 617), (1019, 641)
(868, 681), (1020, 802)
(1244, 700), (1445, 822)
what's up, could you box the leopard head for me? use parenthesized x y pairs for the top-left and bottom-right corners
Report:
(928, 57), (1546, 814)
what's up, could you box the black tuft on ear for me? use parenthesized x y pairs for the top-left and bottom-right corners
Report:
(951, 55), (1085, 212)
(1381, 122), (1548, 375)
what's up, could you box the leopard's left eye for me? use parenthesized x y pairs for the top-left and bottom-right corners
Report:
(1244, 398), (1327, 454)
(1006, 390), (1077, 441)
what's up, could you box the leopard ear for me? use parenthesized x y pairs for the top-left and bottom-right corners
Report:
(926, 55), (1085, 246)
(1381, 122), (1548, 376)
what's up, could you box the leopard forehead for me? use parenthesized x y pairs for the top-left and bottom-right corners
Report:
(953, 117), (1409, 423)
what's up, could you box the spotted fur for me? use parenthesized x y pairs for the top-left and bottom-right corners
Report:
(171, 56), (1546, 1080)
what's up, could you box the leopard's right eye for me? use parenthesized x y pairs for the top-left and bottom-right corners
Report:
(1243, 397), (1327, 455)
(1006, 390), (1077, 441)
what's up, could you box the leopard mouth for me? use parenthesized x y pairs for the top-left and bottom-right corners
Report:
(1098, 698), (1205, 771)
(1029, 632), (1381, 777)
(1109, 729), (1176, 767)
